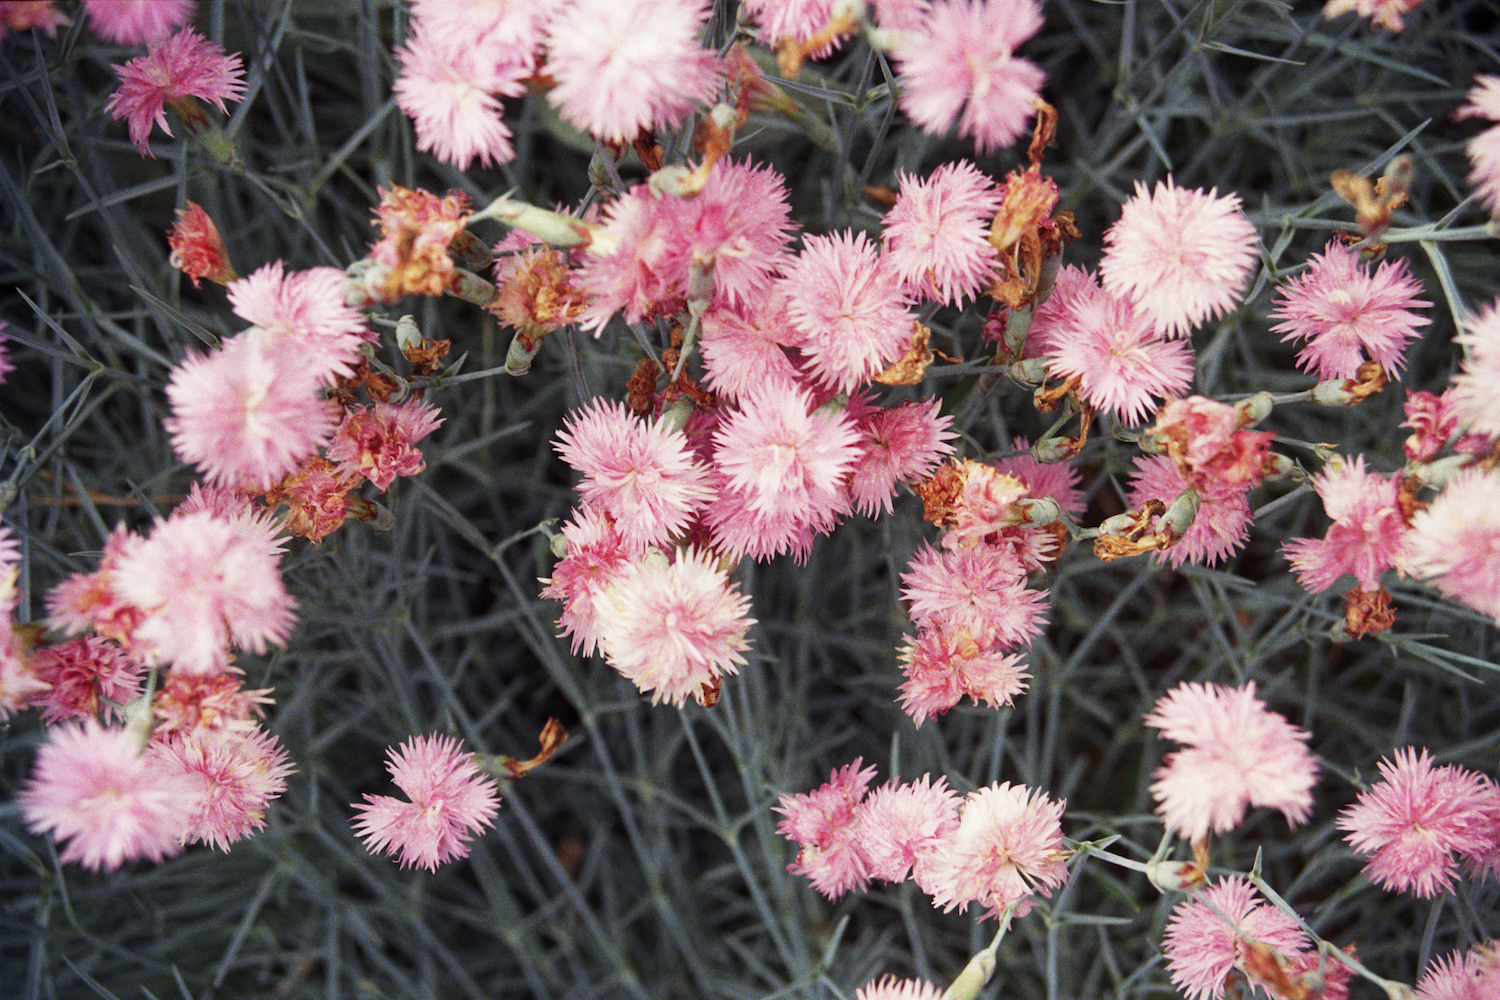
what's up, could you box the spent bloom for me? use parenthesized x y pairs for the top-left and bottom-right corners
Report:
(1337, 747), (1495, 898)
(775, 758), (878, 898)
(1126, 455), (1253, 569)
(1271, 241), (1430, 380)
(106, 28), (246, 156)
(326, 400), (444, 492)
(166, 201), (236, 287)
(593, 548), (756, 708)
(84, 0), (194, 46)
(1161, 876), (1308, 1000)
(1456, 75), (1500, 219)
(31, 635), (141, 723)
(921, 782), (1070, 918)
(891, 0), (1046, 154)
(543, 0), (720, 145)
(1100, 178), (1259, 338)
(351, 734), (501, 871)
(19, 719), (196, 871)
(1145, 681), (1319, 845)
(881, 160), (1002, 306)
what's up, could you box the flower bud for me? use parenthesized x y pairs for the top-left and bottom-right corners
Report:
(1234, 391), (1274, 426)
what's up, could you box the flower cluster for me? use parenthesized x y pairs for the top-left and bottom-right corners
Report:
(775, 759), (1070, 919)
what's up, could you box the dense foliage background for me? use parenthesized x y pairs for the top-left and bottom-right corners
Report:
(2, 1), (1498, 997)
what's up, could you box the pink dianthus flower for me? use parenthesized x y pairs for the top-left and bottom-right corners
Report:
(105, 28), (245, 156)
(19, 719), (195, 871)
(540, 506), (634, 657)
(84, 0), (194, 46)
(1337, 747), (1495, 898)
(855, 977), (946, 1000)
(1321, 0), (1425, 33)
(226, 261), (371, 385)
(856, 775), (961, 883)
(543, 0), (720, 145)
(848, 398), (957, 518)
(1127, 454), (1253, 569)
(777, 231), (915, 393)
(897, 625), (1030, 726)
(882, 161), (1002, 306)
(1271, 241), (1429, 380)
(158, 726), (294, 851)
(165, 333), (339, 490)
(1450, 300), (1500, 438)
(351, 734), (501, 871)
(1100, 179), (1259, 338)
(1161, 876), (1308, 1000)
(920, 782), (1069, 918)
(1281, 455), (1406, 592)
(699, 303), (803, 403)
(775, 758), (878, 898)
(1402, 469), (1500, 623)
(1456, 75), (1500, 219)
(326, 399), (444, 492)
(1, 2), (69, 39)
(32, 635), (141, 723)
(1417, 942), (1500, 1000)
(393, 22), (530, 169)
(1145, 681), (1319, 845)
(892, 0), (1046, 154)
(901, 542), (1047, 650)
(593, 548), (756, 708)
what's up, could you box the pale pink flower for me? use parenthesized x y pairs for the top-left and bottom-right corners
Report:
(1025, 263), (1096, 357)
(1321, 0), (1423, 33)
(1450, 300), (1500, 438)
(892, 0), (1046, 154)
(326, 400), (444, 492)
(45, 524), (143, 641)
(713, 383), (861, 528)
(856, 775), (961, 883)
(32, 635), (141, 723)
(1281, 456), (1406, 592)
(703, 478), (819, 564)
(901, 542), (1046, 650)
(1127, 454), (1252, 569)
(1417, 943), (1500, 1000)
(1271, 241), (1430, 380)
(165, 333), (339, 490)
(921, 782), (1069, 918)
(540, 506), (634, 656)
(393, 23), (530, 169)
(897, 626), (1030, 726)
(855, 977), (946, 1000)
(554, 398), (714, 551)
(543, 0), (720, 145)
(1337, 747), (1494, 898)
(740, 0), (840, 55)
(114, 510), (296, 674)
(848, 398), (957, 518)
(775, 758), (878, 898)
(869, 0), (933, 30)
(84, 0), (194, 46)
(105, 28), (245, 156)
(18, 719), (195, 871)
(1145, 681), (1319, 845)
(1402, 469), (1500, 623)
(351, 734), (501, 871)
(1161, 876), (1308, 1000)
(777, 231), (915, 393)
(0, 1), (69, 39)
(158, 726), (294, 851)
(1044, 278), (1196, 424)
(699, 303), (803, 403)
(1456, 76), (1500, 219)
(226, 261), (371, 386)
(882, 160), (1002, 306)
(1100, 179), (1259, 338)
(593, 548), (755, 708)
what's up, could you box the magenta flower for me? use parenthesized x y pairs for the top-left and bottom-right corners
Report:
(84, 0), (195, 46)
(1281, 455), (1406, 592)
(776, 231), (915, 393)
(775, 758), (879, 898)
(1403, 469), (1500, 624)
(1337, 747), (1495, 898)
(105, 28), (246, 156)
(1161, 876), (1308, 1000)
(1456, 75), (1500, 219)
(882, 160), (1002, 306)
(892, 0), (1046, 154)
(351, 734), (501, 871)
(921, 782), (1069, 919)
(543, 0), (720, 145)
(165, 333), (339, 490)
(593, 548), (756, 708)
(1271, 241), (1430, 380)
(1144, 681), (1319, 845)
(19, 719), (196, 871)
(31, 635), (141, 723)
(1100, 178), (1259, 338)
